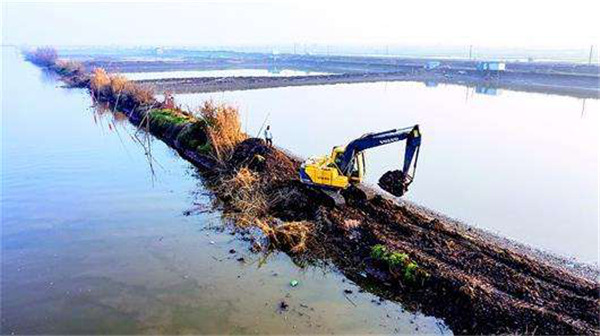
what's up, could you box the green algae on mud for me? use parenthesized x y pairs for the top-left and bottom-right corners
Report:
(370, 244), (427, 285)
(26, 49), (600, 335)
(148, 108), (192, 126)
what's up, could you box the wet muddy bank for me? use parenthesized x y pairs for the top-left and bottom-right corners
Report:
(137, 70), (599, 99)
(29, 51), (599, 335)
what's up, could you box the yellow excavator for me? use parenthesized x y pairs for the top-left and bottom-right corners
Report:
(299, 125), (421, 197)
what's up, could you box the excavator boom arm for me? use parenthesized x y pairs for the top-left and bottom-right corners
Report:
(338, 125), (421, 177)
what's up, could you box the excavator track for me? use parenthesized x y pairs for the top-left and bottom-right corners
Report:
(313, 184), (371, 208)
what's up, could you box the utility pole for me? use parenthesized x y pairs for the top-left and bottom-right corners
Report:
(469, 45), (473, 60)
(589, 45), (594, 65)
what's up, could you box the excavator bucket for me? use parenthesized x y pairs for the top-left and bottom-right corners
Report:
(378, 170), (412, 197)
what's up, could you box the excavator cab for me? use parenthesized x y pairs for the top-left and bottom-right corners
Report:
(300, 147), (351, 189)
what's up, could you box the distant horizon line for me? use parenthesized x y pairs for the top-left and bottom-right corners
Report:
(5, 43), (598, 51)
(4, 44), (597, 64)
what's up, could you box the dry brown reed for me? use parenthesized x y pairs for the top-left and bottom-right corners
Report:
(89, 68), (155, 107)
(122, 82), (155, 106)
(215, 167), (312, 253)
(266, 220), (313, 253)
(216, 167), (268, 227)
(90, 68), (111, 94)
(109, 75), (129, 93)
(197, 101), (247, 161)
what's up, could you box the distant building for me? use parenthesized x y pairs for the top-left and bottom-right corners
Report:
(424, 61), (441, 70)
(477, 61), (506, 72)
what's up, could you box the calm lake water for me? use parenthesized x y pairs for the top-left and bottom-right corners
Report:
(177, 83), (599, 263)
(1, 49), (448, 334)
(123, 69), (329, 81)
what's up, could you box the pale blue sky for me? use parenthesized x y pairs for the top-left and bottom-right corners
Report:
(2, 0), (598, 48)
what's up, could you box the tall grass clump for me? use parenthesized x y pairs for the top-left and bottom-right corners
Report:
(217, 167), (268, 227)
(198, 101), (247, 161)
(89, 68), (156, 108)
(262, 220), (313, 253)
(25, 47), (58, 67)
(216, 167), (313, 253)
(122, 82), (155, 106)
(108, 74), (130, 110)
(90, 68), (111, 94)
(109, 75), (129, 94)
(24, 47), (85, 86)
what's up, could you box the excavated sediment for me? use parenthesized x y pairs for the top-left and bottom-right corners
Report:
(37, 58), (600, 335)
(378, 170), (408, 197)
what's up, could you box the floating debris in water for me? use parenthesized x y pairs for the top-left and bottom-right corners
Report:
(279, 300), (289, 311)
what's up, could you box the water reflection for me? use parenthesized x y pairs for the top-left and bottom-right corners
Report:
(38, 67), (61, 84)
(475, 85), (500, 95)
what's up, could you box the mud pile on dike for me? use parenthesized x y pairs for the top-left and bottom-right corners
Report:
(29, 50), (598, 335)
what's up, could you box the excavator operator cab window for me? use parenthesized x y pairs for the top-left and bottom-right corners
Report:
(334, 152), (344, 168)
(326, 151), (342, 170)
(350, 160), (360, 177)
(350, 152), (365, 181)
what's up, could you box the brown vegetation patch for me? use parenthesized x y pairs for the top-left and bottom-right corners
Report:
(197, 101), (247, 161)
(24, 47), (58, 67)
